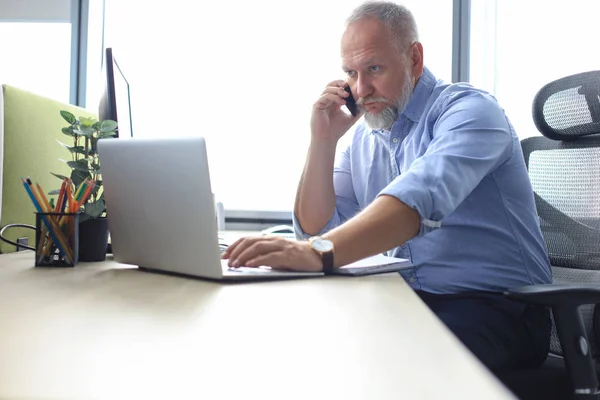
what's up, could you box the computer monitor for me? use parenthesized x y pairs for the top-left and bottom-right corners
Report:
(98, 47), (133, 138)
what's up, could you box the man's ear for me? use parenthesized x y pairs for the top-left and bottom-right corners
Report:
(410, 41), (424, 79)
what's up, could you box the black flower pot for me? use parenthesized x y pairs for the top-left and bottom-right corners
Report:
(78, 217), (109, 262)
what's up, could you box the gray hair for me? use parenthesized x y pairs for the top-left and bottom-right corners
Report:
(346, 1), (419, 52)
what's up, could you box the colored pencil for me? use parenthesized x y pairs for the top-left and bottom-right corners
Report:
(22, 177), (74, 264)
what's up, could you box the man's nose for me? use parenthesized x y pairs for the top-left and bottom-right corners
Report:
(356, 75), (373, 99)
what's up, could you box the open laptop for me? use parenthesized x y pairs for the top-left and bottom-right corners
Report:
(97, 137), (324, 281)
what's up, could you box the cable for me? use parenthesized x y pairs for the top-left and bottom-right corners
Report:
(0, 224), (36, 251)
(1, 229), (232, 254)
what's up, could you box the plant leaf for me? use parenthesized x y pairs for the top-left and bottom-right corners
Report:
(80, 117), (97, 127)
(50, 172), (68, 180)
(60, 110), (76, 124)
(70, 169), (91, 188)
(57, 140), (86, 155)
(91, 182), (101, 198)
(62, 127), (76, 137)
(98, 131), (117, 139)
(74, 147), (88, 156)
(84, 199), (105, 218)
(74, 126), (95, 137)
(100, 120), (118, 132)
(66, 159), (89, 172)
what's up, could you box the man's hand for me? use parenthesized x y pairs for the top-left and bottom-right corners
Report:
(311, 80), (361, 143)
(221, 236), (323, 272)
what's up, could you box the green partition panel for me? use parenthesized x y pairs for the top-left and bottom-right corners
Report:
(1, 85), (97, 253)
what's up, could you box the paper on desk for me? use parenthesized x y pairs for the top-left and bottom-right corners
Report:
(333, 253), (413, 276)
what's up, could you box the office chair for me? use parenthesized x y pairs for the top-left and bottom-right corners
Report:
(498, 71), (600, 400)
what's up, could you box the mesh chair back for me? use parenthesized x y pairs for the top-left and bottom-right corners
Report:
(523, 70), (600, 357)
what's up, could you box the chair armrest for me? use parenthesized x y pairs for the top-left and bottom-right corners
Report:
(504, 283), (600, 306)
(505, 283), (600, 397)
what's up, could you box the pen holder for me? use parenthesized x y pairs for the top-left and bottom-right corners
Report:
(34, 212), (80, 267)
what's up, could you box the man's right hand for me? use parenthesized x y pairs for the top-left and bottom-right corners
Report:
(311, 80), (361, 143)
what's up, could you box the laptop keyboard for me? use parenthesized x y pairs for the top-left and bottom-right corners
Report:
(227, 266), (275, 274)
(219, 243), (228, 254)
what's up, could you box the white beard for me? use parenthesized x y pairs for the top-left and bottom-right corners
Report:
(361, 70), (414, 131)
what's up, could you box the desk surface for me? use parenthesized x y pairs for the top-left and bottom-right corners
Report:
(0, 251), (514, 399)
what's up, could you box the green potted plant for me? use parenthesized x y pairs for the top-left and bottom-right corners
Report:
(51, 110), (118, 261)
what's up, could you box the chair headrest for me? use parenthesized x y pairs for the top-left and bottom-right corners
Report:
(533, 70), (600, 141)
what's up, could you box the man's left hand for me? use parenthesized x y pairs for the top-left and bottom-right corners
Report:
(221, 236), (323, 272)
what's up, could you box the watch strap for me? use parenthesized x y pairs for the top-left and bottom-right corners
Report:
(322, 250), (334, 274)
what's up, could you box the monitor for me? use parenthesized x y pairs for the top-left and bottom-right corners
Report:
(98, 47), (133, 138)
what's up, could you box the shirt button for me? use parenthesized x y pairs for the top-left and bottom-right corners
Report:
(392, 138), (399, 143)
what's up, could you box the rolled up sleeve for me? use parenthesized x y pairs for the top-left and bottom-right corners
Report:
(293, 143), (361, 240)
(378, 90), (514, 236)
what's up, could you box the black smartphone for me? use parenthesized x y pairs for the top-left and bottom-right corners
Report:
(344, 85), (358, 117)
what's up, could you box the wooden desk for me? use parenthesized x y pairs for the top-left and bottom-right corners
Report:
(0, 251), (514, 399)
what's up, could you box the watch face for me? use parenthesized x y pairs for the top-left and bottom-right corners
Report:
(312, 238), (334, 252)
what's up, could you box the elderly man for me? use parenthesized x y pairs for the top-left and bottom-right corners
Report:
(223, 1), (551, 370)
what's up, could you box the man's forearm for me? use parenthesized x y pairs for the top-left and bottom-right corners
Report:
(323, 195), (420, 267)
(294, 140), (338, 235)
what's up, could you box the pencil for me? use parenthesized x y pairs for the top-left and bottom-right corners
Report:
(41, 179), (69, 259)
(22, 178), (73, 264)
(54, 179), (67, 212)
(29, 178), (61, 259)
(36, 182), (53, 214)
(66, 180), (73, 213)
(73, 179), (88, 207)
(25, 178), (49, 213)
(75, 180), (96, 209)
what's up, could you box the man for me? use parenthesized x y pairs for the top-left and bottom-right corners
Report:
(222, 1), (552, 370)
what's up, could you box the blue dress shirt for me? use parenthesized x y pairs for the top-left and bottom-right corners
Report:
(294, 67), (552, 294)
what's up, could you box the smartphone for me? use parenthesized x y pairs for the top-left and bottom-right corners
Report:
(344, 85), (358, 117)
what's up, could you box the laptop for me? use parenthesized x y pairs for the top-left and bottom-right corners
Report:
(97, 137), (324, 281)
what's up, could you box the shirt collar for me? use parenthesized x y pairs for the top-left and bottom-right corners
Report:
(402, 66), (437, 123)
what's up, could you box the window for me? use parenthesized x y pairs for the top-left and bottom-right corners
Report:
(470, 0), (600, 139)
(84, 0), (106, 109)
(0, 0), (72, 102)
(98, 1), (452, 214)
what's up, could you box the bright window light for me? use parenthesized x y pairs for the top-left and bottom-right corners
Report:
(0, 22), (71, 102)
(470, 0), (600, 139)
(98, 0), (452, 213)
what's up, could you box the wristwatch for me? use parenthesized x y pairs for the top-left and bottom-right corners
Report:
(308, 236), (335, 273)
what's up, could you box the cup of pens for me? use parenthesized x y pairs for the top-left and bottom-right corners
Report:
(22, 176), (97, 267)
(35, 212), (80, 267)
